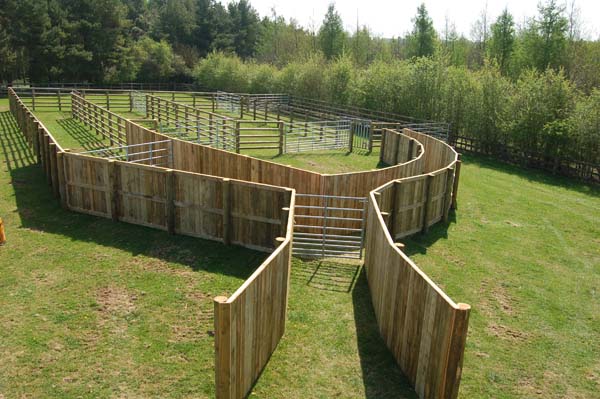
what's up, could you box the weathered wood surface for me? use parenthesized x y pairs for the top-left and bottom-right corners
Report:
(365, 183), (470, 399)
(60, 151), (291, 253)
(364, 129), (468, 399)
(9, 88), (64, 199)
(214, 192), (294, 399)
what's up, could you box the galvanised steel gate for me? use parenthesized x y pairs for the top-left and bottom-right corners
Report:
(293, 194), (367, 259)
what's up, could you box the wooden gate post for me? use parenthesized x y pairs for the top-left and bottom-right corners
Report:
(278, 122), (284, 156)
(421, 174), (434, 234)
(443, 167), (455, 222)
(214, 296), (231, 399)
(451, 154), (462, 210)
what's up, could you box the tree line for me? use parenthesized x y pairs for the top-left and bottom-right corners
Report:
(1, 0), (598, 177)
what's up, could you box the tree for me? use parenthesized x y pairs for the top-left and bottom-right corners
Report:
(318, 4), (345, 60)
(470, 3), (490, 67)
(489, 8), (515, 74)
(406, 3), (437, 58)
(533, 0), (569, 70)
(227, 0), (260, 59)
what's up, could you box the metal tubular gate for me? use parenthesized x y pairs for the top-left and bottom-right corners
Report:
(215, 91), (243, 114)
(285, 120), (352, 153)
(132, 91), (147, 115)
(293, 194), (368, 259)
(78, 140), (173, 167)
(159, 118), (237, 152)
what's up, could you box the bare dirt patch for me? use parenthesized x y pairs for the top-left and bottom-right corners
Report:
(486, 323), (530, 342)
(479, 279), (516, 317)
(125, 255), (197, 278)
(96, 286), (137, 316)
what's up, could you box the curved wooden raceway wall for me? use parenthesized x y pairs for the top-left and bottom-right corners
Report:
(9, 88), (470, 399)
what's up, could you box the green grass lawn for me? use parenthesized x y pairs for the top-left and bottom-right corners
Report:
(1, 97), (599, 398)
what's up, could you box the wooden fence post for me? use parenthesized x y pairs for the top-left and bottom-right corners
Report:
(214, 296), (231, 399)
(348, 121), (355, 153)
(235, 122), (241, 154)
(48, 143), (59, 198)
(443, 167), (454, 222)
(443, 304), (471, 399)
(31, 88), (36, 110)
(280, 189), (292, 237)
(379, 129), (386, 164)
(421, 174), (434, 234)
(278, 122), (284, 156)
(222, 179), (231, 245)
(394, 133), (402, 164)
(56, 151), (68, 209)
(367, 121), (374, 153)
(108, 160), (120, 222)
(408, 138), (415, 160)
(57, 90), (62, 111)
(165, 169), (176, 234)
(43, 134), (51, 183)
(451, 154), (462, 210)
(388, 181), (398, 237)
(37, 127), (45, 167)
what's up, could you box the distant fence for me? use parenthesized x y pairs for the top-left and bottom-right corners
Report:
(451, 134), (600, 183)
(365, 132), (469, 399)
(9, 88), (296, 399)
(72, 93), (127, 146)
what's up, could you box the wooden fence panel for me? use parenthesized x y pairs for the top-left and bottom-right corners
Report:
(365, 189), (470, 399)
(214, 193), (294, 399)
(173, 170), (223, 241)
(117, 162), (168, 230)
(62, 153), (111, 218)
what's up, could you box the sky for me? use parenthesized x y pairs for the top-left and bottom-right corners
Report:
(231, 0), (600, 39)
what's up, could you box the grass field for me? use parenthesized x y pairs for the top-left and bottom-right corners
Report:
(1, 97), (599, 398)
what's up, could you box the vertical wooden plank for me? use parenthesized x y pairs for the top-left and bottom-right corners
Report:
(56, 151), (68, 209)
(108, 161), (120, 222)
(421, 174), (434, 234)
(443, 167), (454, 222)
(443, 304), (471, 399)
(451, 154), (462, 210)
(165, 169), (176, 234)
(214, 296), (231, 399)
(222, 179), (231, 245)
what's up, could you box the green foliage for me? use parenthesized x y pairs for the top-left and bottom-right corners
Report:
(318, 4), (346, 60)
(406, 4), (437, 58)
(489, 9), (515, 74)
(194, 52), (250, 92)
(192, 53), (599, 168)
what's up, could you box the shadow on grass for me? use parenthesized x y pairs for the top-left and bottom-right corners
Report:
(292, 259), (361, 293)
(0, 112), (265, 283)
(461, 153), (600, 198)
(56, 117), (113, 152)
(400, 212), (457, 257)
(352, 268), (418, 399)
(291, 259), (418, 397)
